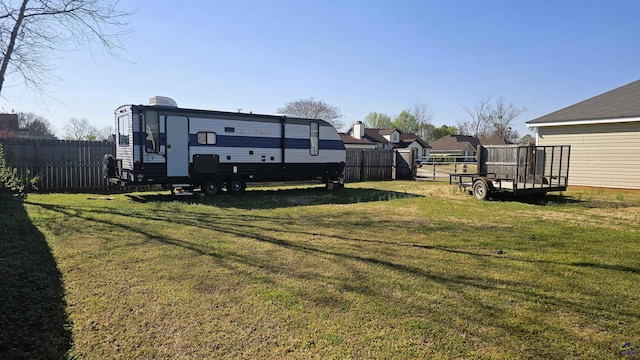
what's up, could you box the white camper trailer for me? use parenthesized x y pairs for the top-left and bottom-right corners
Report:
(104, 97), (346, 195)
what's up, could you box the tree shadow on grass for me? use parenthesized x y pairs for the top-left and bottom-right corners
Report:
(0, 195), (72, 359)
(125, 186), (423, 209)
(485, 192), (640, 209)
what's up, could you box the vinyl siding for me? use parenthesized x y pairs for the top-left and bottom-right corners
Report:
(537, 122), (640, 189)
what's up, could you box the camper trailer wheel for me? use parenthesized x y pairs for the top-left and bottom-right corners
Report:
(472, 180), (490, 201)
(226, 177), (246, 195)
(202, 180), (222, 196)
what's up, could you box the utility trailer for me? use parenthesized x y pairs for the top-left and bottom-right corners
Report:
(450, 144), (570, 200)
(103, 96), (346, 195)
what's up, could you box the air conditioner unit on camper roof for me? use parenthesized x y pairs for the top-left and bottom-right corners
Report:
(149, 96), (177, 107)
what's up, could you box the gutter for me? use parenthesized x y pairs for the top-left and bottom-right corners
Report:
(527, 116), (640, 128)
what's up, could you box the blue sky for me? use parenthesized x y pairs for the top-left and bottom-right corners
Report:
(1, 0), (639, 138)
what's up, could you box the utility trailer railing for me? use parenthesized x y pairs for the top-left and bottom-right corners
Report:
(450, 145), (571, 200)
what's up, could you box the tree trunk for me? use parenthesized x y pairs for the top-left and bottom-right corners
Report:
(0, 0), (30, 95)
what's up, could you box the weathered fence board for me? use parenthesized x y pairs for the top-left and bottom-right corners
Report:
(344, 149), (395, 182)
(394, 149), (415, 180)
(0, 138), (113, 191)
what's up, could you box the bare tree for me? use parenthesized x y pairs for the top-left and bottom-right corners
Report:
(96, 125), (114, 141)
(63, 117), (97, 140)
(460, 95), (492, 138)
(490, 97), (523, 143)
(460, 96), (525, 142)
(0, 0), (133, 95)
(408, 101), (434, 141)
(278, 97), (343, 129)
(16, 111), (55, 137)
(409, 101), (434, 125)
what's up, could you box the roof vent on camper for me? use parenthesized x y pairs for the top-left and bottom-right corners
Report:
(149, 96), (177, 107)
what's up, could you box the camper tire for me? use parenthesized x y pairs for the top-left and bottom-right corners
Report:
(226, 177), (246, 195)
(202, 179), (222, 196)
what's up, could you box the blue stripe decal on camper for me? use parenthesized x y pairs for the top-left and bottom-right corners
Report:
(190, 134), (345, 150)
(225, 135), (282, 148)
(132, 132), (344, 150)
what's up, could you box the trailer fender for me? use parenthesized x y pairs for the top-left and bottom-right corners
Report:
(472, 177), (493, 201)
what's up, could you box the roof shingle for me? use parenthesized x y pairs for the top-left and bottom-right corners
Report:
(527, 80), (640, 124)
(429, 135), (479, 151)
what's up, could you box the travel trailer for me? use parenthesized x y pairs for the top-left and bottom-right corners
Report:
(104, 97), (346, 195)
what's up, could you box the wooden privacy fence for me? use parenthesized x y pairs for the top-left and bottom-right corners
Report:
(1, 139), (417, 190)
(0, 138), (113, 191)
(344, 149), (415, 182)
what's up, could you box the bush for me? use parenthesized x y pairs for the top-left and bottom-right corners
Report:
(0, 144), (38, 196)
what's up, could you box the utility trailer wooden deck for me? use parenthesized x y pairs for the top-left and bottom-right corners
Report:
(450, 145), (570, 200)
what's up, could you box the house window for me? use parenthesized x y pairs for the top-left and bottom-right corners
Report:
(118, 115), (129, 146)
(197, 132), (217, 145)
(310, 122), (319, 156)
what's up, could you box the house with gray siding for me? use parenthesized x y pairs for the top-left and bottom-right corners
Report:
(527, 79), (640, 189)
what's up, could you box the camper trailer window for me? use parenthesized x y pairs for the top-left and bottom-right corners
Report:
(197, 132), (217, 145)
(118, 115), (129, 145)
(310, 122), (319, 156)
(145, 112), (160, 153)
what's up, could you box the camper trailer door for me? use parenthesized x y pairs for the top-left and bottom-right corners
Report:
(165, 115), (189, 177)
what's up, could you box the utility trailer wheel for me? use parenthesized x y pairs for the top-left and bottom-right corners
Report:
(472, 180), (490, 201)
(226, 177), (246, 195)
(202, 180), (222, 196)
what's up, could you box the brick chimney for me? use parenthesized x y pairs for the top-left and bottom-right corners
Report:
(0, 114), (19, 132)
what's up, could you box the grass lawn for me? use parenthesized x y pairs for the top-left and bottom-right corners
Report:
(2, 181), (639, 359)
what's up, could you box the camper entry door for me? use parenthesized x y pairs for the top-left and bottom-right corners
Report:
(165, 116), (189, 177)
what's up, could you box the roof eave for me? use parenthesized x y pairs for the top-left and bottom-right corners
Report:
(527, 116), (640, 128)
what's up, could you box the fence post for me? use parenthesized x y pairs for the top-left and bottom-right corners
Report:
(359, 149), (364, 182)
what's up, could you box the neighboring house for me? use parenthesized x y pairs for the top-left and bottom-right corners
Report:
(0, 114), (18, 138)
(339, 133), (377, 149)
(429, 135), (480, 161)
(478, 135), (508, 146)
(0, 113), (56, 139)
(344, 121), (431, 160)
(527, 79), (640, 189)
